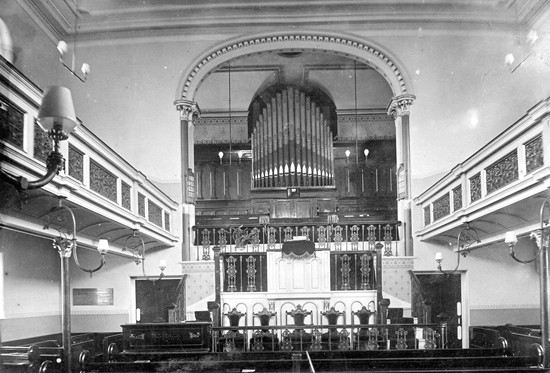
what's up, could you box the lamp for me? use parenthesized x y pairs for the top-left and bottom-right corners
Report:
(364, 149), (369, 163)
(345, 149), (351, 163)
(124, 230), (165, 282)
(0, 86), (79, 190)
(435, 224), (480, 275)
(46, 199), (107, 277)
(505, 197), (549, 264)
(218, 151), (224, 165)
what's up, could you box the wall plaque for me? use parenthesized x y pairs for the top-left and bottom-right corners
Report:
(73, 288), (114, 306)
(397, 164), (407, 200)
(186, 169), (195, 204)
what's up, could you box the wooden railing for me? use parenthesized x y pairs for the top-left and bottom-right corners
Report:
(194, 220), (401, 261)
(211, 322), (446, 352)
(409, 270), (432, 325)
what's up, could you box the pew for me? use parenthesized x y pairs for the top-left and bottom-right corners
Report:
(1, 332), (123, 373)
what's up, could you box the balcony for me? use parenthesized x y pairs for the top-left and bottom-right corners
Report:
(415, 96), (550, 247)
(0, 56), (179, 253)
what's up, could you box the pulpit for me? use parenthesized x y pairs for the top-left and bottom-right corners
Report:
(218, 308), (245, 352)
(250, 308), (279, 351)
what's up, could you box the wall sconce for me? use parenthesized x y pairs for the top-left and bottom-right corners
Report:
(435, 224), (480, 275)
(345, 149), (351, 164)
(124, 230), (165, 282)
(505, 196), (549, 264)
(0, 86), (79, 190)
(46, 199), (107, 277)
(218, 151), (224, 165)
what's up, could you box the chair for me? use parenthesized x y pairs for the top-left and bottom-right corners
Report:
(250, 307), (279, 351)
(321, 307), (349, 350)
(285, 305), (313, 351)
(218, 308), (245, 352)
(353, 306), (377, 350)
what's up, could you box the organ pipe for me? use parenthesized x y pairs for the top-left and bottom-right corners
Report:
(252, 87), (334, 189)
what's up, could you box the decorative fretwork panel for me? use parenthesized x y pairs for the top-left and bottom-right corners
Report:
(0, 95), (24, 149)
(68, 144), (84, 182)
(138, 193), (146, 217)
(164, 212), (170, 232)
(34, 121), (52, 163)
(121, 181), (131, 210)
(330, 252), (375, 291)
(486, 150), (518, 194)
(452, 185), (462, 212)
(525, 134), (544, 174)
(469, 173), (482, 202)
(194, 222), (401, 259)
(221, 253), (267, 292)
(424, 206), (431, 226)
(432, 193), (450, 222)
(148, 200), (163, 227)
(90, 160), (117, 202)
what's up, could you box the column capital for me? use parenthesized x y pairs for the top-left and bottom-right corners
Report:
(174, 99), (201, 122)
(387, 94), (416, 118)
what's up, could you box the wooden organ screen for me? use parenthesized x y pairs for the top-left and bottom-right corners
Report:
(252, 87), (334, 189)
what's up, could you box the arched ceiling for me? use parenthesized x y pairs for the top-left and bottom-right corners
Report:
(20, 0), (550, 40)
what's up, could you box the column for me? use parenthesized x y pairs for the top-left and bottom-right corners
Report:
(174, 99), (200, 261)
(387, 94), (415, 257)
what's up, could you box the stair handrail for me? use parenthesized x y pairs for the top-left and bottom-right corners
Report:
(409, 270), (431, 325)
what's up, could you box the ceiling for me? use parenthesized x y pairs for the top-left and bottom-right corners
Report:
(22, 0), (550, 41)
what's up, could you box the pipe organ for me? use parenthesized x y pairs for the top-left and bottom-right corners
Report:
(252, 87), (334, 189)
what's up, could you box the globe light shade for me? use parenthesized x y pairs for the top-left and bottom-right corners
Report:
(97, 239), (110, 255)
(505, 231), (518, 246)
(37, 86), (79, 138)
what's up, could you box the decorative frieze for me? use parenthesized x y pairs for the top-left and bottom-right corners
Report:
(138, 193), (146, 217)
(34, 121), (52, 163)
(525, 134), (544, 174)
(0, 95), (24, 149)
(68, 144), (84, 182)
(180, 33), (409, 100)
(469, 173), (482, 203)
(424, 206), (431, 226)
(432, 193), (450, 222)
(486, 150), (518, 194)
(148, 200), (163, 227)
(452, 185), (462, 212)
(90, 160), (117, 202)
(121, 181), (131, 210)
(164, 212), (170, 232)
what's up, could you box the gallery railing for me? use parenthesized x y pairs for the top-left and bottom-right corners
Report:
(194, 220), (401, 261)
(211, 322), (446, 352)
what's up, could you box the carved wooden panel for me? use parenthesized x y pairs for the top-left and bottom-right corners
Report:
(432, 193), (450, 222)
(525, 134), (543, 174)
(90, 159), (117, 202)
(0, 95), (24, 149)
(121, 181), (131, 210)
(68, 144), (84, 182)
(486, 150), (518, 194)
(148, 200), (163, 227)
(469, 173), (482, 202)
